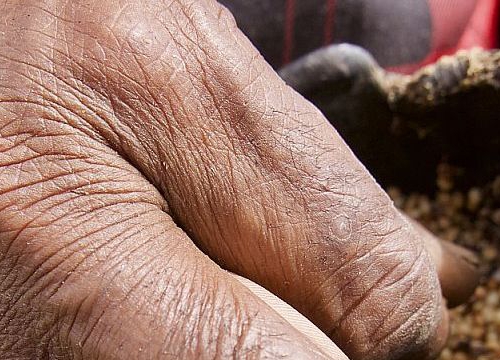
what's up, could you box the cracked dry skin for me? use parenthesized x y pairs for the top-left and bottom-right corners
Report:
(0, 1), (478, 359)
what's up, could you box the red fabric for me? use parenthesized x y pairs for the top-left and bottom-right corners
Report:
(458, 0), (499, 49)
(389, 0), (499, 74)
(323, 0), (336, 45)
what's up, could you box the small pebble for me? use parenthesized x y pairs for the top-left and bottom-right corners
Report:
(467, 188), (483, 212)
(491, 209), (500, 225)
(482, 246), (498, 262)
(475, 286), (488, 300)
(391, 174), (499, 360)
(486, 292), (499, 307)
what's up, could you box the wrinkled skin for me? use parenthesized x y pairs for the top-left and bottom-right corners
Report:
(0, 1), (479, 359)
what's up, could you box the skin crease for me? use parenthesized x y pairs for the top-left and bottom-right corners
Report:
(0, 0), (478, 359)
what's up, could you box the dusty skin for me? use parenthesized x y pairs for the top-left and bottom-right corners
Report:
(0, 1), (478, 359)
